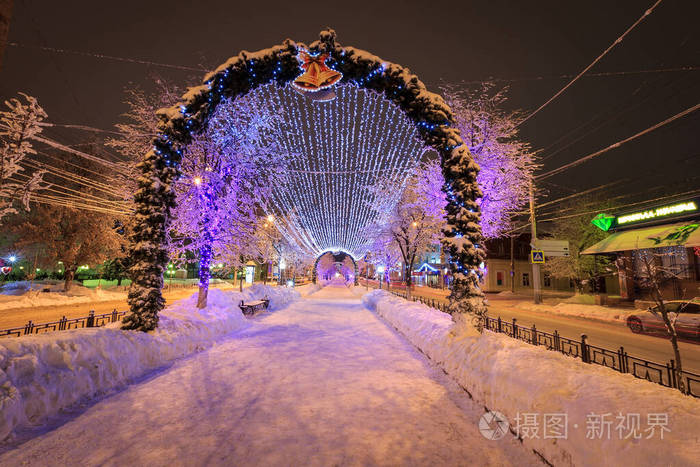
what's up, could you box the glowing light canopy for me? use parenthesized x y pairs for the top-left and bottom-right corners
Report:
(247, 83), (426, 258)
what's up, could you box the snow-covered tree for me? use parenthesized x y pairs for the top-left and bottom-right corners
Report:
(543, 199), (614, 294)
(107, 81), (181, 162)
(368, 160), (446, 298)
(442, 82), (535, 238)
(10, 202), (123, 291)
(110, 81), (291, 308)
(169, 94), (290, 307)
(625, 249), (689, 394)
(0, 93), (48, 224)
(340, 255), (355, 283)
(316, 252), (336, 282)
(251, 215), (282, 282)
(366, 225), (403, 285)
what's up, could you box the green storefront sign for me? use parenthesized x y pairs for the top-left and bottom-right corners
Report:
(592, 200), (699, 231)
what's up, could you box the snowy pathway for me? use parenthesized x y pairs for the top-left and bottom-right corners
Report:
(1, 285), (538, 466)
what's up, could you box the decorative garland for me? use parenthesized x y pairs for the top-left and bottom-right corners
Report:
(124, 29), (486, 331)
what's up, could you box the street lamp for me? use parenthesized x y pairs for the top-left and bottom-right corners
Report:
(377, 265), (385, 290)
(279, 259), (286, 285)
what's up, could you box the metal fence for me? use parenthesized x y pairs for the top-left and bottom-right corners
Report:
(0, 309), (127, 338)
(385, 289), (700, 398)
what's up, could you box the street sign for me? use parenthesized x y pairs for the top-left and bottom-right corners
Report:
(537, 239), (570, 257)
(531, 250), (545, 264)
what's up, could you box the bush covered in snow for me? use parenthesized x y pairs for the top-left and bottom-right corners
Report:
(0, 285), (299, 441)
(363, 290), (700, 467)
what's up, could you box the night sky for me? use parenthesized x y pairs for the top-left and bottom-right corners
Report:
(2, 0), (698, 207)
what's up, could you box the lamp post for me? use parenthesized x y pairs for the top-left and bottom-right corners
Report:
(279, 259), (286, 286)
(377, 265), (385, 290)
(167, 263), (174, 289)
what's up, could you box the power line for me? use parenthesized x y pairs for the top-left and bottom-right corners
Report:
(33, 151), (126, 184)
(505, 188), (700, 235)
(2, 113), (151, 139)
(538, 180), (624, 210)
(537, 69), (698, 163)
(538, 188), (700, 223)
(533, 166), (700, 220)
(3, 188), (131, 215)
(4, 40), (207, 72)
(40, 122), (125, 135)
(517, 0), (664, 128)
(536, 102), (700, 180)
(31, 135), (124, 170)
(462, 66), (700, 86)
(21, 159), (126, 199)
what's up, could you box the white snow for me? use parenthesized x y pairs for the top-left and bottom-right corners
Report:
(0, 281), (125, 310)
(0, 283), (538, 466)
(515, 300), (635, 323)
(0, 285), (298, 440)
(363, 290), (700, 466)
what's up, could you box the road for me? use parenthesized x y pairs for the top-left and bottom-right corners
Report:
(360, 281), (700, 374)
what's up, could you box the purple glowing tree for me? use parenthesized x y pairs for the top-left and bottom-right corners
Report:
(442, 82), (535, 238)
(316, 252), (336, 282)
(367, 160), (446, 298)
(169, 94), (290, 307)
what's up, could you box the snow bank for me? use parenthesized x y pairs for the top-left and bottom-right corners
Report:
(0, 285), (298, 441)
(560, 293), (596, 305)
(363, 290), (700, 467)
(0, 281), (125, 310)
(244, 283), (300, 309)
(295, 283), (322, 297)
(516, 301), (634, 323)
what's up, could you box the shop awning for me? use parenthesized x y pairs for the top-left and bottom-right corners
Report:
(582, 221), (700, 254)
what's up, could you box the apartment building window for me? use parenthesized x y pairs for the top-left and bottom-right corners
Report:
(522, 273), (530, 287)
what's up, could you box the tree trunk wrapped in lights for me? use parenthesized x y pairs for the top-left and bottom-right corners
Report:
(124, 29), (487, 331)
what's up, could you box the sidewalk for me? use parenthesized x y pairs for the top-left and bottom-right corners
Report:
(0, 286), (538, 466)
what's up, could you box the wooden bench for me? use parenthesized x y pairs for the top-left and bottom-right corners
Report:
(238, 298), (270, 316)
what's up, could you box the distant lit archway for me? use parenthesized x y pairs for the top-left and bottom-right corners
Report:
(312, 250), (358, 285)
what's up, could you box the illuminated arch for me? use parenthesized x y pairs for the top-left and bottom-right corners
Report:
(124, 29), (486, 331)
(311, 250), (359, 285)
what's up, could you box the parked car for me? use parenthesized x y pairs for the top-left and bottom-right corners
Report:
(626, 300), (700, 340)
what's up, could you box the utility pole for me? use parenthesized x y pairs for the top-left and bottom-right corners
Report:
(0, 0), (13, 73)
(510, 234), (515, 293)
(365, 262), (369, 290)
(529, 182), (542, 304)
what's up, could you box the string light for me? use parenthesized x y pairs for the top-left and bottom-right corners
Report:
(249, 83), (426, 258)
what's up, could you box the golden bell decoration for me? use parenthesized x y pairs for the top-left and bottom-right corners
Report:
(292, 51), (343, 92)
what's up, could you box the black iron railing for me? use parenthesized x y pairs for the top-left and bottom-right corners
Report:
(0, 309), (127, 338)
(384, 289), (700, 398)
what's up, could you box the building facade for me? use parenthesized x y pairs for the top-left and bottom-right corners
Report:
(480, 234), (578, 294)
(583, 198), (700, 301)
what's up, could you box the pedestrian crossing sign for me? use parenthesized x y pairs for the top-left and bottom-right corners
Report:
(531, 250), (545, 264)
